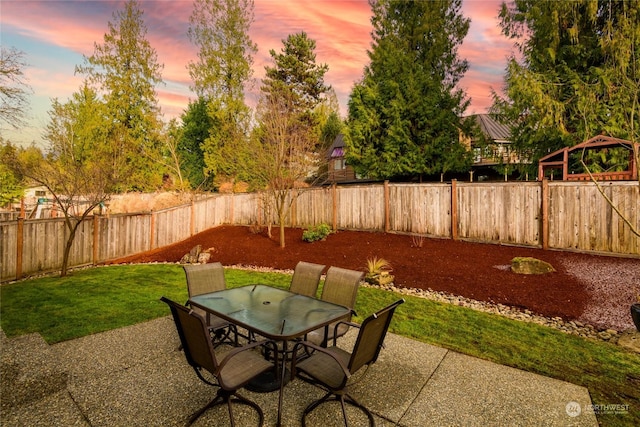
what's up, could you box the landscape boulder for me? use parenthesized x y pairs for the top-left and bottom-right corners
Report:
(511, 257), (555, 275)
(180, 245), (202, 264)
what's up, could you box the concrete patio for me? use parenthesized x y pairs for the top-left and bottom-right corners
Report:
(1, 316), (598, 426)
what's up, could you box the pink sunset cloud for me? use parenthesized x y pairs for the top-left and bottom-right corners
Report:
(2, 0), (512, 147)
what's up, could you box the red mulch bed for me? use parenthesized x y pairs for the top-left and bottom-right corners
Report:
(110, 225), (632, 322)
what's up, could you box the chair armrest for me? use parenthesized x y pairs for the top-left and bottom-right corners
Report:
(217, 339), (278, 372)
(331, 320), (361, 346)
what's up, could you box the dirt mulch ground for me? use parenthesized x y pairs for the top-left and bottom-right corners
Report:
(111, 225), (640, 330)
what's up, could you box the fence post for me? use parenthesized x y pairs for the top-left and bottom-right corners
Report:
(150, 211), (156, 250)
(93, 215), (99, 265)
(541, 179), (549, 250)
(291, 190), (297, 228)
(384, 180), (390, 233)
(230, 194), (235, 224)
(16, 217), (24, 280)
(451, 179), (458, 240)
(332, 183), (337, 231)
(190, 200), (195, 236)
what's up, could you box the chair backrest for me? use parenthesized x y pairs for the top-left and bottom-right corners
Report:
(183, 262), (226, 297)
(348, 299), (404, 373)
(320, 266), (363, 309)
(161, 296), (218, 374)
(289, 261), (325, 297)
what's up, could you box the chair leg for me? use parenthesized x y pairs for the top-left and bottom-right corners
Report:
(342, 393), (374, 426)
(229, 393), (264, 427)
(301, 391), (374, 427)
(211, 325), (239, 348)
(187, 393), (224, 426)
(187, 389), (264, 427)
(302, 391), (334, 427)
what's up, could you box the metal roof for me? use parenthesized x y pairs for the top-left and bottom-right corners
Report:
(471, 114), (512, 141)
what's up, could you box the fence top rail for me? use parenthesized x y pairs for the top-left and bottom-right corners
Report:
(547, 180), (639, 188)
(456, 181), (542, 188)
(389, 182), (451, 188)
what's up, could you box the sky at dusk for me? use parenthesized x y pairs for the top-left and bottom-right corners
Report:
(1, 0), (513, 147)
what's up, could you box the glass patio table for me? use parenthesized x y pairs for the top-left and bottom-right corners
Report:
(188, 284), (351, 426)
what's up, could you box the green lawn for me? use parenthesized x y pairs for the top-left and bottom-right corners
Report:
(1, 264), (638, 426)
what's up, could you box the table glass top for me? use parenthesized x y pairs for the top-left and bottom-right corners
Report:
(189, 285), (351, 339)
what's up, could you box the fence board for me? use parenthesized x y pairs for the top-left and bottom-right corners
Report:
(193, 196), (223, 233)
(0, 212), (19, 221)
(97, 213), (152, 261)
(21, 219), (66, 275)
(155, 206), (191, 249)
(388, 184), (451, 236)
(2, 182), (638, 282)
(292, 187), (334, 227)
(456, 183), (541, 246)
(547, 182), (639, 254)
(233, 193), (260, 225)
(0, 221), (18, 280)
(335, 185), (385, 231)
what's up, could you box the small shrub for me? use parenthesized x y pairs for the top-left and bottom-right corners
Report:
(302, 223), (332, 242)
(411, 233), (424, 248)
(365, 257), (394, 286)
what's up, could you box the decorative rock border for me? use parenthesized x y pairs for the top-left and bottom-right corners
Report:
(224, 264), (634, 346)
(11, 262), (637, 351)
(365, 282), (631, 345)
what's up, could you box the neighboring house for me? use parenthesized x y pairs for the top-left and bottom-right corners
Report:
(21, 186), (56, 218)
(326, 134), (357, 183)
(461, 114), (531, 180)
(538, 135), (638, 181)
(327, 115), (529, 184)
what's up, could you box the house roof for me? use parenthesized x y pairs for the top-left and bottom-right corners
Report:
(470, 114), (511, 141)
(327, 134), (346, 159)
(329, 134), (345, 150)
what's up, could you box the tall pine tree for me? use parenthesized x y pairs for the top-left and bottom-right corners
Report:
(187, 0), (257, 188)
(76, 0), (164, 190)
(345, 0), (472, 181)
(492, 0), (640, 169)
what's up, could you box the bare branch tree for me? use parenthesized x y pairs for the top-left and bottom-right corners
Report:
(0, 46), (32, 129)
(249, 89), (325, 247)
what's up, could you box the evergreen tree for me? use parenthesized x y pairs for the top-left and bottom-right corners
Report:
(0, 139), (24, 206)
(492, 0), (640, 169)
(262, 31), (331, 152)
(76, 0), (164, 191)
(345, 0), (472, 181)
(178, 97), (214, 190)
(262, 31), (331, 116)
(315, 88), (343, 149)
(320, 111), (344, 149)
(187, 0), (257, 187)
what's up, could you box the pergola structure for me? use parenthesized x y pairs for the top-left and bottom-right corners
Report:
(537, 135), (638, 181)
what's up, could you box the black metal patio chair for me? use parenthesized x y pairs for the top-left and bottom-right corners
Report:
(289, 261), (326, 298)
(305, 266), (363, 347)
(184, 263), (238, 346)
(292, 299), (405, 426)
(161, 296), (277, 426)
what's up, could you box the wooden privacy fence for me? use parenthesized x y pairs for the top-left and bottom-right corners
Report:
(1, 180), (638, 282)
